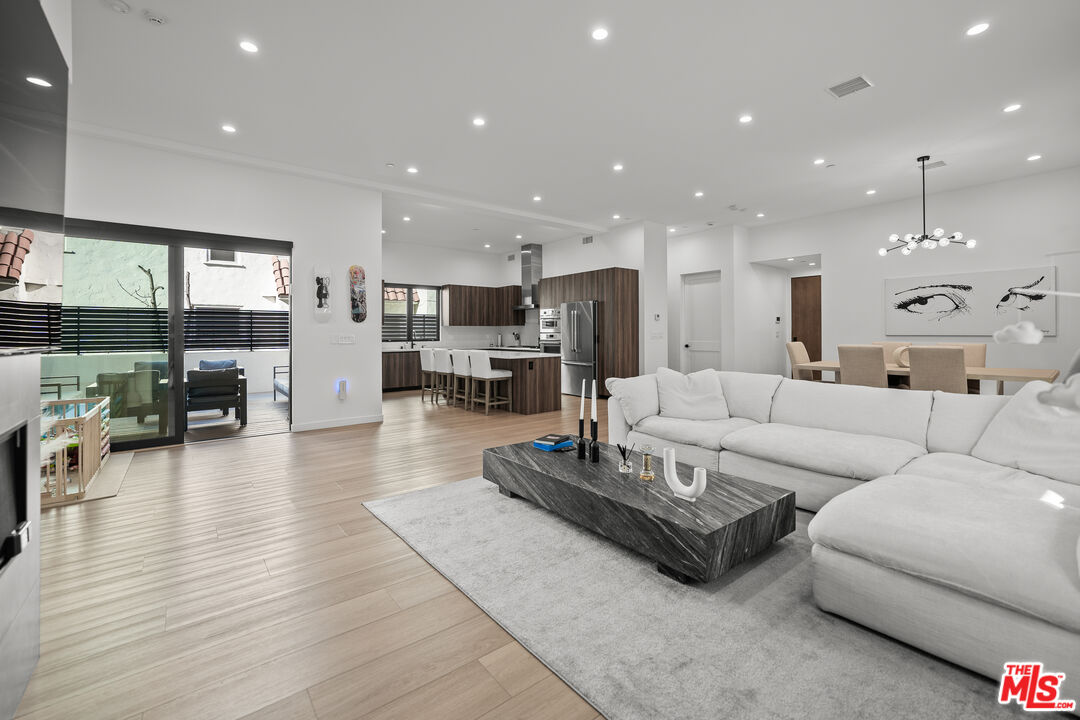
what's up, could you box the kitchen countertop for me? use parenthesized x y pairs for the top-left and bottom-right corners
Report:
(485, 351), (562, 359)
(382, 347), (554, 355)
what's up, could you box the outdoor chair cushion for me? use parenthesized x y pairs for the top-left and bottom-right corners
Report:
(199, 359), (238, 371)
(187, 368), (239, 398)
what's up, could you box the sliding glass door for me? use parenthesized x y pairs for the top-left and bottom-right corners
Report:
(40, 236), (180, 449)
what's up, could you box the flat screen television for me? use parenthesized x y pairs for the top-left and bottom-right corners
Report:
(0, 424), (28, 573)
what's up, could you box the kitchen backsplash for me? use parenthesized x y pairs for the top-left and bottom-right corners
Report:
(382, 322), (539, 350)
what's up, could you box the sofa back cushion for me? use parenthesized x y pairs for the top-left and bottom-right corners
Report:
(199, 359), (237, 371)
(656, 367), (729, 420)
(605, 374), (659, 426)
(716, 371), (784, 424)
(926, 391), (1009, 455)
(971, 381), (1080, 485)
(770, 379), (932, 447)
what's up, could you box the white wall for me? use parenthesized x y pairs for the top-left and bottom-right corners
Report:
(749, 166), (1080, 391)
(65, 133), (382, 430)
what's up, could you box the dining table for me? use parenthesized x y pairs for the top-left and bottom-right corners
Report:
(793, 361), (1060, 395)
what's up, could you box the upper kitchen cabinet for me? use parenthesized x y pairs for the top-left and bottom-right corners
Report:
(442, 284), (523, 326)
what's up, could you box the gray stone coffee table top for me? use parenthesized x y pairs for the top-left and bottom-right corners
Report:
(482, 441), (796, 583)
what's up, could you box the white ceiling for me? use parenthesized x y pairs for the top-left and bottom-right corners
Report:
(69, 0), (1080, 248)
(756, 254), (822, 271)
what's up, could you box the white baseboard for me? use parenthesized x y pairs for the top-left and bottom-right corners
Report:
(291, 414), (384, 432)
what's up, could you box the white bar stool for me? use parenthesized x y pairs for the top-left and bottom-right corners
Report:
(432, 349), (453, 405)
(450, 350), (473, 409)
(419, 348), (436, 403)
(468, 350), (512, 415)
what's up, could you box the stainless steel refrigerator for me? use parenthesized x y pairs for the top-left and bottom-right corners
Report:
(560, 300), (598, 395)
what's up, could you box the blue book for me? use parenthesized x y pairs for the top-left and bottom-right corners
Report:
(533, 434), (574, 452)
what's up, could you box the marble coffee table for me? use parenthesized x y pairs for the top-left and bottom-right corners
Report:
(482, 441), (796, 583)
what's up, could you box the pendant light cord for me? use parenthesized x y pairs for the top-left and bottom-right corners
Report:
(921, 157), (927, 239)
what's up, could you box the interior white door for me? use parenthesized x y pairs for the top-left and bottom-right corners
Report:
(680, 271), (723, 372)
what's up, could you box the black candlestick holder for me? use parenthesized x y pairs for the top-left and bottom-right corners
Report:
(590, 419), (600, 463)
(577, 418), (587, 459)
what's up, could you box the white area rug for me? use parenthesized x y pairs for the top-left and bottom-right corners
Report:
(365, 477), (1039, 720)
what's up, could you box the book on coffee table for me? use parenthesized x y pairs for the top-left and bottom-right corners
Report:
(533, 434), (573, 451)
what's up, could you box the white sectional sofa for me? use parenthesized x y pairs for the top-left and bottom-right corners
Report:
(606, 368), (1080, 705)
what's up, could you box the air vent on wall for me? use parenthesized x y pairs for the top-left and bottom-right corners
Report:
(582, 236), (594, 245)
(827, 75), (873, 99)
(924, 160), (947, 170)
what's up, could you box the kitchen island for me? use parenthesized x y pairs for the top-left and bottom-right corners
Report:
(486, 351), (562, 415)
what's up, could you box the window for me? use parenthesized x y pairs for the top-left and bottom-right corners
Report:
(205, 249), (240, 265)
(383, 284), (440, 342)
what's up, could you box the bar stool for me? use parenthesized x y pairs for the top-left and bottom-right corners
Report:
(450, 350), (473, 409)
(432, 349), (453, 405)
(468, 350), (512, 415)
(419, 348), (436, 403)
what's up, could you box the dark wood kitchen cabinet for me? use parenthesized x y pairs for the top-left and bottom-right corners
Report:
(382, 351), (421, 390)
(442, 285), (523, 326)
(537, 267), (638, 396)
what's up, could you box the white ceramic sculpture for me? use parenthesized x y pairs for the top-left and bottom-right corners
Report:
(662, 447), (707, 502)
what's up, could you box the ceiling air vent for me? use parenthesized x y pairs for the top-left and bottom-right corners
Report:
(582, 236), (594, 245)
(924, 160), (947, 170)
(826, 75), (873, 99)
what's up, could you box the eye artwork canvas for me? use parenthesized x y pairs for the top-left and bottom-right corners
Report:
(884, 266), (1057, 337)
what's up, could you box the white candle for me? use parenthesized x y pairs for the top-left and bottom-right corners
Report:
(579, 378), (586, 420)
(591, 379), (597, 422)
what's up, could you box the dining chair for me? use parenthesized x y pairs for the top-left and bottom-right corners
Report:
(785, 341), (814, 381)
(872, 342), (911, 388)
(432, 349), (453, 405)
(450, 350), (473, 410)
(937, 342), (986, 394)
(838, 345), (888, 388)
(468, 350), (513, 415)
(419, 349), (436, 403)
(909, 346), (968, 394)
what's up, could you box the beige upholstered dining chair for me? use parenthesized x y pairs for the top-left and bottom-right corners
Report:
(837, 345), (888, 388)
(937, 342), (987, 394)
(909, 346), (968, 393)
(872, 341), (911, 388)
(785, 341), (814, 381)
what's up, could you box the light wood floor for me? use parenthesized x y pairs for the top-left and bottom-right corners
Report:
(18, 391), (608, 720)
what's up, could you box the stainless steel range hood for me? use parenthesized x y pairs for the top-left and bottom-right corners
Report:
(513, 243), (542, 310)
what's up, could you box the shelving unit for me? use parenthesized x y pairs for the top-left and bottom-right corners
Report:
(40, 396), (111, 506)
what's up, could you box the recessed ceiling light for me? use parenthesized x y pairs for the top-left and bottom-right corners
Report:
(532, 195), (542, 202)
(484, 243), (491, 248)
(1003, 103), (1022, 113)
(221, 124), (237, 133)
(786, 258), (794, 262)
(239, 40), (258, 53)
(756, 212), (765, 218)
(515, 234), (523, 239)
(472, 116), (486, 127)
(1027, 154), (1042, 162)
(381, 229), (386, 234)
(406, 166), (418, 174)
(866, 189), (877, 195)
(694, 191), (704, 198)
(668, 227), (676, 232)
(106, 0), (131, 13)
(403, 216), (411, 222)
(813, 158), (826, 166)
(966, 22), (989, 36)
(738, 114), (753, 124)
(612, 214), (621, 220)
(26, 77), (51, 87)
(385, 162), (395, 168)
(591, 27), (609, 40)
(613, 163), (623, 172)
(809, 262), (817, 266)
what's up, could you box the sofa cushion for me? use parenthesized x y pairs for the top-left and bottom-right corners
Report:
(926, 392), (1009, 455)
(633, 415), (755, 452)
(656, 367), (729, 420)
(971, 381), (1080, 486)
(199, 359), (238, 371)
(770, 379), (933, 447)
(899, 452), (1045, 487)
(718, 451), (862, 512)
(716, 371), (783, 424)
(808, 474), (1080, 633)
(625, 430), (720, 471)
(605, 374), (659, 426)
(721, 423), (926, 480)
